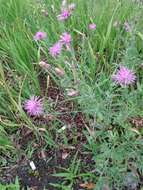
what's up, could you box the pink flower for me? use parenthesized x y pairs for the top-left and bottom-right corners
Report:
(49, 42), (62, 57)
(112, 66), (136, 86)
(60, 32), (72, 50)
(89, 23), (96, 30)
(33, 31), (47, 41)
(124, 22), (132, 32)
(24, 96), (43, 116)
(60, 32), (71, 44)
(57, 9), (71, 21)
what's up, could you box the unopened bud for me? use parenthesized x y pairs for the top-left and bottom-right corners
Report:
(55, 67), (65, 77)
(67, 89), (79, 97)
(39, 61), (51, 70)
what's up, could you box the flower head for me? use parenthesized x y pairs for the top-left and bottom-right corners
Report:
(60, 32), (72, 50)
(49, 42), (62, 57)
(89, 23), (96, 30)
(24, 96), (43, 116)
(112, 66), (136, 86)
(57, 9), (71, 21)
(33, 31), (47, 41)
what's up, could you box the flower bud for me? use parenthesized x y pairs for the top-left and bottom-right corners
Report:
(55, 67), (65, 77)
(39, 61), (51, 70)
(67, 89), (79, 97)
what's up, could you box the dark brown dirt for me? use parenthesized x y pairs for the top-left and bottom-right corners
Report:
(17, 149), (95, 190)
(0, 146), (95, 190)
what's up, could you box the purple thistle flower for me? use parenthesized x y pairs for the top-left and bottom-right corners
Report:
(24, 96), (43, 116)
(89, 23), (96, 30)
(57, 9), (71, 21)
(60, 32), (71, 44)
(34, 31), (47, 41)
(60, 32), (72, 50)
(112, 66), (136, 86)
(49, 42), (62, 57)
